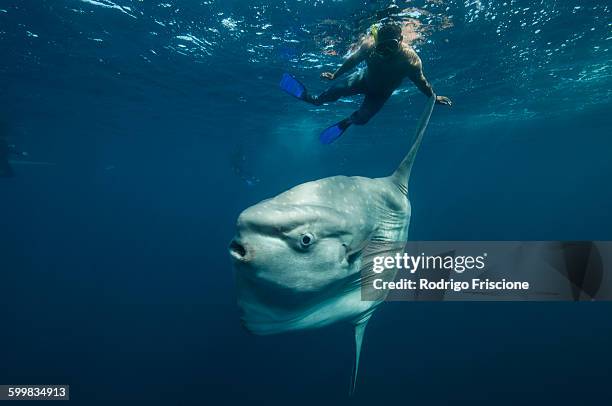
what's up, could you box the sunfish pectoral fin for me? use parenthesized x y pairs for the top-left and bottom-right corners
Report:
(349, 315), (371, 396)
(342, 234), (374, 267)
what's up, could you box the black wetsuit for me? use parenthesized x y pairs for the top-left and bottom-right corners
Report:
(306, 48), (410, 126)
(310, 69), (392, 125)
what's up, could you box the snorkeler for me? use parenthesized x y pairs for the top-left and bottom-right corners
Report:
(0, 137), (30, 178)
(280, 22), (452, 143)
(0, 137), (15, 177)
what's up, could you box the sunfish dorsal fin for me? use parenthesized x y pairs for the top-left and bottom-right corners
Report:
(391, 94), (436, 195)
(349, 316), (371, 396)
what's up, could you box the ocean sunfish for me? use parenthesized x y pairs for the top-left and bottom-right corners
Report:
(229, 95), (436, 394)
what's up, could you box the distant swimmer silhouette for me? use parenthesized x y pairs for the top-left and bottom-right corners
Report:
(0, 136), (17, 178)
(280, 22), (452, 144)
(0, 136), (49, 178)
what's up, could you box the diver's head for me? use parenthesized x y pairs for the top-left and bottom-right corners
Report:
(374, 22), (402, 57)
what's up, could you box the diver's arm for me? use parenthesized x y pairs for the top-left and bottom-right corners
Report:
(411, 69), (435, 97)
(321, 44), (369, 80)
(407, 55), (434, 96)
(408, 56), (453, 106)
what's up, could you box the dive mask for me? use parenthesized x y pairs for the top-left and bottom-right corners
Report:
(375, 38), (400, 57)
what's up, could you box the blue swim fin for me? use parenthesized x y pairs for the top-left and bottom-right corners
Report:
(280, 73), (306, 100)
(319, 120), (351, 144)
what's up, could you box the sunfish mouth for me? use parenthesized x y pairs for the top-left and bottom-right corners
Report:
(229, 239), (248, 262)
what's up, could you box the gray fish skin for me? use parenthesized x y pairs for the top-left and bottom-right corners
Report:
(232, 175), (408, 334)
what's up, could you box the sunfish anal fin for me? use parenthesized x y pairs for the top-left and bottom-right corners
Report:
(349, 316), (371, 396)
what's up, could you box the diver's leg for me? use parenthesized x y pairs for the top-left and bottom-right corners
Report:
(308, 72), (365, 106)
(348, 93), (391, 125)
(319, 93), (391, 143)
(319, 94), (389, 143)
(318, 93), (390, 144)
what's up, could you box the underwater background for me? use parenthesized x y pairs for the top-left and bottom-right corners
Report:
(1, 0), (611, 404)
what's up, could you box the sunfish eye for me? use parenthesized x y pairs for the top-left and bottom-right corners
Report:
(300, 233), (315, 248)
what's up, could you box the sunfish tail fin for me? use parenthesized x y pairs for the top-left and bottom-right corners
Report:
(391, 94), (436, 195)
(349, 316), (371, 396)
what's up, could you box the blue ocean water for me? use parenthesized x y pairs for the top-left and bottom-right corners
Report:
(1, 0), (611, 404)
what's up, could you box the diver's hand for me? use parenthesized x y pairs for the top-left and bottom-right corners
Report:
(320, 72), (335, 80)
(436, 96), (453, 106)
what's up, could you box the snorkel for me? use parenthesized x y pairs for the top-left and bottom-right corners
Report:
(371, 24), (379, 42)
